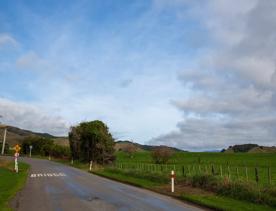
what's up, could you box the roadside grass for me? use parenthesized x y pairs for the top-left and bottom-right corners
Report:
(181, 194), (276, 211)
(0, 159), (29, 211)
(94, 167), (276, 211)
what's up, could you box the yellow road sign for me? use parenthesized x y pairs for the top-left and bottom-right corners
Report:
(14, 144), (21, 153)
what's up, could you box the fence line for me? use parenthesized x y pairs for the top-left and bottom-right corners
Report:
(113, 162), (275, 185)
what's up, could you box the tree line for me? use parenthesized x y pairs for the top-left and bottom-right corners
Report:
(20, 120), (174, 165)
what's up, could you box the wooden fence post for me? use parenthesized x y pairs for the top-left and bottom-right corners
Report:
(211, 165), (215, 176)
(227, 166), (231, 179)
(268, 167), (271, 185)
(255, 167), (259, 184)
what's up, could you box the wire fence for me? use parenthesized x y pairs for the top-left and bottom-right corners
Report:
(114, 162), (276, 186)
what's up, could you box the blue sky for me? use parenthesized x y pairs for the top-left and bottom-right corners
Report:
(1, 0), (276, 151)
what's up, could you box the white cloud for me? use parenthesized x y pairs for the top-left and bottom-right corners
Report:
(149, 0), (276, 150)
(0, 98), (68, 136)
(151, 117), (276, 151)
(16, 51), (48, 71)
(0, 34), (17, 47)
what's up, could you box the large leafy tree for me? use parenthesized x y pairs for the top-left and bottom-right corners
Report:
(69, 120), (115, 164)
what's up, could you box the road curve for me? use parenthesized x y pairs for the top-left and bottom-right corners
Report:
(5, 157), (204, 211)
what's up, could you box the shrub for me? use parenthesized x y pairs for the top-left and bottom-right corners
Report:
(151, 146), (174, 164)
(122, 144), (138, 158)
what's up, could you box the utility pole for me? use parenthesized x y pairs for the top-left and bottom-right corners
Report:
(0, 115), (7, 155)
(1, 128), (7, 155)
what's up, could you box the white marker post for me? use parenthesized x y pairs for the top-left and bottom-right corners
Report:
(14, 152), (19, 173)
(171, 170), (175, 193)
(29, 145), (33, 157)
(89, 161), (93, 171)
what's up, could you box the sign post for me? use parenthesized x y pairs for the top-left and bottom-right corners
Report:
(14, 152), (19, 173)
(13, 144), (21, 173)
(29, 145), (33, 157)
(171, 170), (175, 193)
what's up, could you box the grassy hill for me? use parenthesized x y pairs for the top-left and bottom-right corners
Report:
(2, 125), (274, 154)
(223, 144), (276, 153)
(0, 125), (184, 152)
(0, 125), (56, 147)
(115, 140), (184, 152)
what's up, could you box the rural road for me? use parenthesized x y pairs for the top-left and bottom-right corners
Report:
(3, 157), (204, 211)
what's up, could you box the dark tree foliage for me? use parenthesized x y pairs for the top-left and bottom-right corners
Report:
(151, 146), (174, 164)
(0, 142), (9, 153)
(50, 145), (71, 158)
(230, 144), (259, 152)
(69, 120), (115, 164)
(22, 136), (70, 158)
(22, 136), (54, 156)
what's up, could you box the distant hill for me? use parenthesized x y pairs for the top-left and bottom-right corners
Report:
(0, 125), (185, 152)
(0, 125), (57, 147)
(248, 146), (276, 153)
(222, 144), (276, 153)
(115, 140), (185, 152)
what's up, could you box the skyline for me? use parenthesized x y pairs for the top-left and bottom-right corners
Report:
(0, 0), (276, 151)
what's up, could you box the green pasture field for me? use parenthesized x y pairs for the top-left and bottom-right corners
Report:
(115, 151), (276, 185)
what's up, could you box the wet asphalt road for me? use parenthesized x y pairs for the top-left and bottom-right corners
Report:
(4, 157), (204, 211)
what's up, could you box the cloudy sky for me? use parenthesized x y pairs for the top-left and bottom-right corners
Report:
(0, 0), (275, 151)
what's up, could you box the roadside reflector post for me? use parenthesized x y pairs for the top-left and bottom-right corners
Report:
(48, 155), (51, 161)
(71, 159), (74, 165)
(14, 152), (19, 173)
(171, 170), (175, 193)
(29, 145), (33, 157)
(13, 144), (21, 173)
(89, 161), (93, 171)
